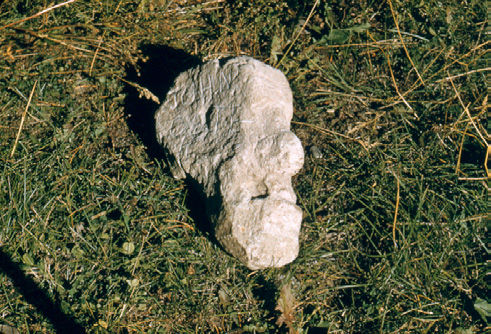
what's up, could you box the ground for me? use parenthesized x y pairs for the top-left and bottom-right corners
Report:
(0, 0), (487, 333)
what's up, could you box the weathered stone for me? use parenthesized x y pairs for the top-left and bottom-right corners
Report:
(155, 56), (304, 269)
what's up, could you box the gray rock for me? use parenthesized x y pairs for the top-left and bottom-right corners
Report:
(155, 56), (304, 269)
(310, 145), (323, 159)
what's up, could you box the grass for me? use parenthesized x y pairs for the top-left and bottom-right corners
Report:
(0, 0), (487, 333)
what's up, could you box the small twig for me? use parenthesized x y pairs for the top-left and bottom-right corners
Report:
(0, 0), (78, 31)
(457, 177), (488, 181)
(401, 41), (488, 100)
(387, 28), (429, 42)
(10, 80), (37, 158)
(448, 74), (487, 145)
(385, 52), (418, 118)
(387, 0), (425, 86)
(485, 145), (490, 179)
(276, 0), (319, 68)
(11, 27), (94, 54)
(292, 120), (369, 151)
(435, 67), (491, 83)
(455, 123), (469, 174)
(89, 36), (104, 76)
(392, 172), (400, 249)
(116, 76), (160, 104)
(365, 30), (417, 116)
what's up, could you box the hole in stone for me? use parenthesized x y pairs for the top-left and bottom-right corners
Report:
(205, 104), (215, 130)
(251, 193), (268, 200)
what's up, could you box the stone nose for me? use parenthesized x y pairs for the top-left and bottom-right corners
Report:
(277, 131), (304, 173)
(256, 131), (304, 175)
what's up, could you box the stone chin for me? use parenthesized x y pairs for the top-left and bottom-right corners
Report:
(215, 196), (302, 270)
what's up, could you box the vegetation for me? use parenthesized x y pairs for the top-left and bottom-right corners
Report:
(0, 0), (487, 332)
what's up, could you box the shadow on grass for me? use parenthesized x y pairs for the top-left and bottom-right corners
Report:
(183, 177), (223, 243)
(251, 275), (279, 329)
(123, 45), (221, 239)
(123, 44), (202, 159)
(0, 248), (85, 333)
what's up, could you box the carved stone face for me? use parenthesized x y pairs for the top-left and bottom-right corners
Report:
(156, 56), (304, 269)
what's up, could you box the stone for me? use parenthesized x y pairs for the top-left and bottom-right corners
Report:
(309, 145), (323, 159)
(155, 56), (304, 270)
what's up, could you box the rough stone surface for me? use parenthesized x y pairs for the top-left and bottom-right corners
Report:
(155, 56), (304, 269)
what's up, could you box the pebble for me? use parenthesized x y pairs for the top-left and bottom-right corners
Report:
(310, 145), (323, 159)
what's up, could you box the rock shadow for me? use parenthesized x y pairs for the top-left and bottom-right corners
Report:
(182, 176), (224, 244)
(123, 44), (202, 159)
(0, 248), (86, 333)
(252, 274), (279, 329)
(123, 45), (219, 239)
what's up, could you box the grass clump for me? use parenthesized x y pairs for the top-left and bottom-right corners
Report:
(0, 0), (487, 333)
